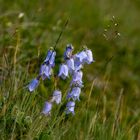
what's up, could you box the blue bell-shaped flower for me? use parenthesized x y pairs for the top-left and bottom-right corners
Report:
(51, 90), (62, 104)
(67, 87), (81, 101)
(66, 58), (75, 74)
(42, 101), (52, 115)
(28, 78), (39, 92)
(64, 44), (74, 59)
(66, 101), (75, 115)
(58, 64), (69, 80)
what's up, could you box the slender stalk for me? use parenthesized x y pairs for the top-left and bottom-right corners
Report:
(112, 88), (124, 137)
(53, 19), (69, 50)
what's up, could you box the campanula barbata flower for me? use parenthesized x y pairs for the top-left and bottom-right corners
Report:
(74, 59), (83, 71)
(75, 51), (87, 63)
(44, 49), (53, 62)
(84, 49), (94, 64)
(58, 64), (69, 79)
(39, 64), (52, 80)
(51, 90), (62, 104)
(44, 49), (56, 67)
(70, 70), (83, 87)
(42, 101), (52, 115)
(72, 70), (83, 83)
(66, 58), (75, 74)
(28, 78), (39, 92)
(74, 48), (94, 67)
(66, 101), (75, 115)
(64, 44), (74, 59)
(67, 87), (81, 101)
(49, 51), (56, 67)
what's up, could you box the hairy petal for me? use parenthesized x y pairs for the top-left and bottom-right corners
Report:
(51, 90), (62, 104)
(40, 64), (52, 80)
(64, 44), (74, 59)
(66, 58), (75, 74)
(66, 101), (75, 115)
(28, 79), (39, 92)
(42, 101), (52, 115)
(84, 49), (94, 64)
(58, 64), (69, 79)
(67, 87), (81, 101)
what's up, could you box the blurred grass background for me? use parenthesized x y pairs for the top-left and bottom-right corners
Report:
(0, 0), (140, 139)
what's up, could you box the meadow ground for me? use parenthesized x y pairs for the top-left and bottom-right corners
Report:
(0, 0), (140, 139)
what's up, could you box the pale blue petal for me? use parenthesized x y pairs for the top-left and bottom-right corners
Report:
(49, 51), (56, 67)
(28, 79), (39, 92)
(66, 58), (75, 74)
(66, 101), (75, 115)
(74, 55), (83, 71)
(40, 64), (52, 80)
(84, 49), (94, 64)
(72, 70), (83, 83)
(67, 87), (81, 101)
(43, 65), (52, 79)
(42, 101), (52, 115)
(76, 51), (87, 63)
(64, 44), (74, 59)
(44, 50), (56, 67)
(52, 90), (62, 104)
(44, 50), (53, 63)
(58, 64), (69, 79)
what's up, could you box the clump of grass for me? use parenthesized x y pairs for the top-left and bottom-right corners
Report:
(0, 42), (139, 139)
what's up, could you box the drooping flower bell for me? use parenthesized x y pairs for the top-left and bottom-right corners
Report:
(74, 48), (94, 68)
(39, 64), (52, 80)
(66, 58), (75, 74)
(51, 90), (62, 104)
(44, 48), (56, 67)
(42, 101), (52, 115)
(75, 51), (87, 64)
(71, 70), (83, 87)
(28, 78), (39, 92)
(74, 59), (83, 71)
(72, 70), (83, 82)
(49, 51), (56, 67)
(74, 52), (85, 71)
(84, 49), (94, 64)
(66, 101), (75, 115)
(58, 64), (69, 80)
(67, 87), (81, 101)
(64, 44), (74, 60)
(44, 49), (53, 62)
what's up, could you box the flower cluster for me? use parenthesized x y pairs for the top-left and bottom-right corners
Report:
(28, 47), (56, 92)
(65, 45), (94, 115)
(28, 44), (94, 116)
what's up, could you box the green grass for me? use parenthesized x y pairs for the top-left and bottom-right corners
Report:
(0, 0), (140, 139)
